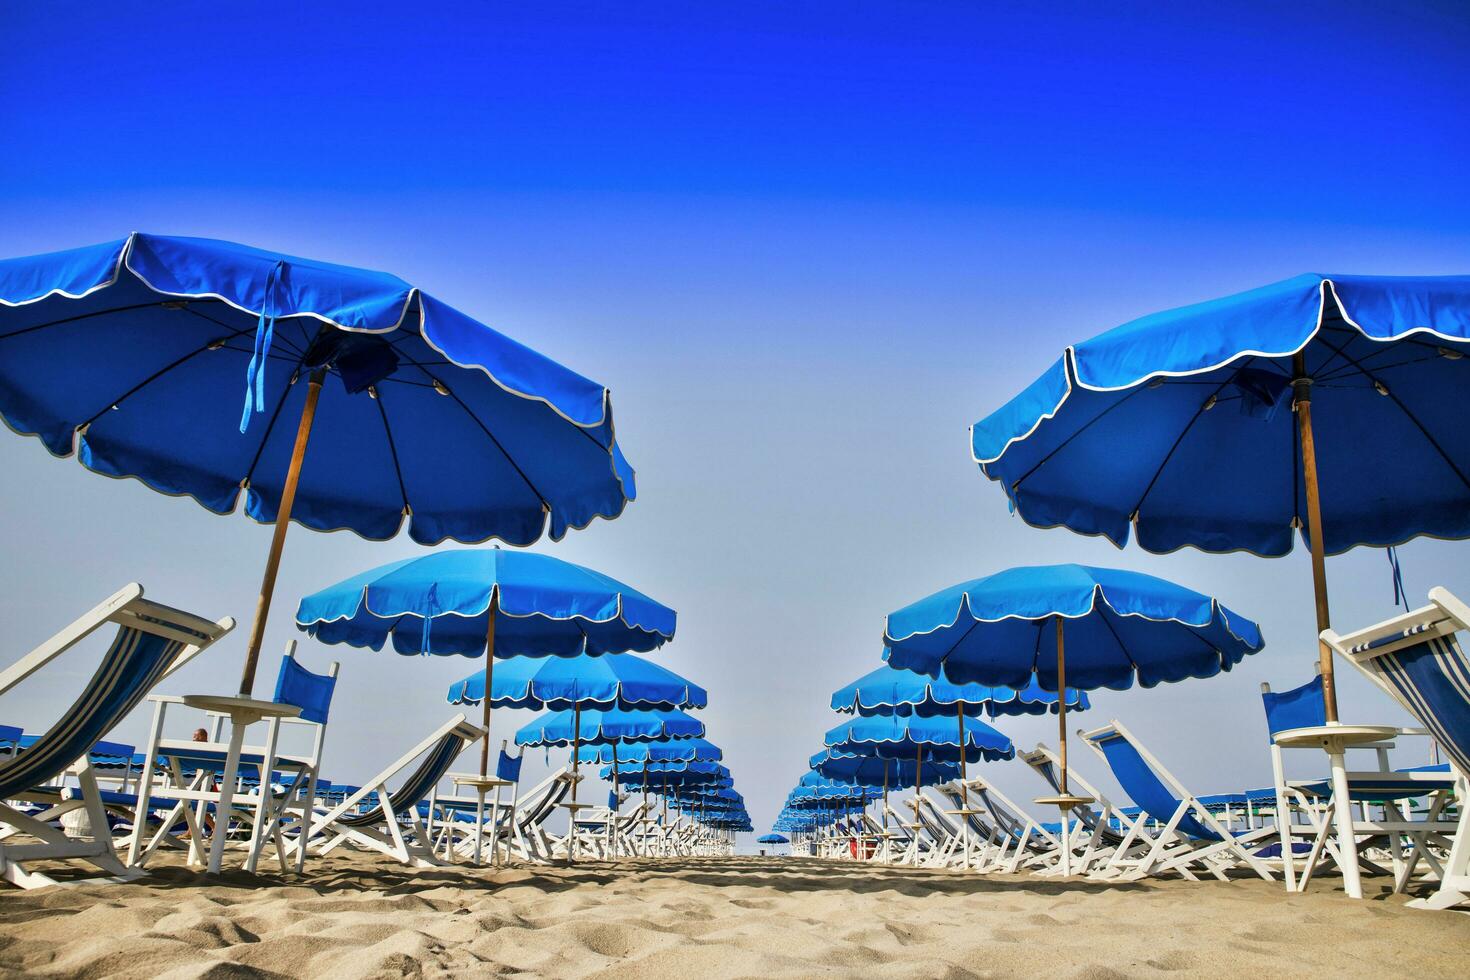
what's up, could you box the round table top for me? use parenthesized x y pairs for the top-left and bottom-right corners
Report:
(558, 802), (591, 810)
(1272, 724), (1400, 748)
(1034, 794), (1095, 808)
(182, 694), (301, 720)
(946, 808), (987, 816)
(451, 776), (514, 790)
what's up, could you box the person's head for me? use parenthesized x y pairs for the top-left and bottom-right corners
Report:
(192, 727), (209, 742)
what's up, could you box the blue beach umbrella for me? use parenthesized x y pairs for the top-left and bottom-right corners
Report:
(757, 833), (789, 845)
(823, 714), (1015, 764)
(298, 549), (675, 659)
(0, 234), (637, 695)
(516, 706), (704, 859)
(970, 274), (1470, 717)
(446, 652), (704, 710)
(825, 711), (1013, 817)
(516, 707), (705, 748)
(809, 748), (960, 788)
(575, 737), (722, 765)
(297, 547), (677, 781)
(884, 563), (1263, 796)
(832, 663), (1089, 718)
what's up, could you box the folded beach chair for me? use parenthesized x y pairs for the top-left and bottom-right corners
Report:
(0, 584), (234, 889)
(1321, 586), (1470, 911)
(1021, 743), (1152, 876)
(127, 642), (338, 873)
(1081, 720), (1277, 882)
(297, 714), (484, 868)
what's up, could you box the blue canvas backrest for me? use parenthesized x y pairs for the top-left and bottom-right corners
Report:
(1261, 675), (1325, 742)
(273, 655), (337, 725)
(0, 724), (21, 749)
(1092, 730), (1221, 842)
(1369, 632), (1470, 776)
(0, 627), (182, 800)
(608, 789), (619, 811)
(497, 748), (523, 783)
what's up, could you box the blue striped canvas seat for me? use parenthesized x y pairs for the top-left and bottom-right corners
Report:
(0, 628), (184, 801)
(335, 728), (469, 830)
(1092, 731), (1221, 842)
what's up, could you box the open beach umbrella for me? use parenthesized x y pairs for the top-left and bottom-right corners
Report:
(825, 711), (1012, 836)
(831, 662), (1085, 815)
(517, 706), (705, 855)
(575, 737), (722, 764)
(448, 651), (704, 843)
(970, 274), (1470, 718)
(883, 563), (1262, 808)
(0, 234), (638, 696)
(832, 663), (1088, 719)
(757, 833), (789, 845)
(297, 548), (676, 778)
(446, 652), (705, 710)
(811, 746), (961, 834)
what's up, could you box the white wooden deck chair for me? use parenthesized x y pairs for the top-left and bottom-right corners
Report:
(1021, 743), (1152, 876)
(297, 715), (484, 868)
(0, 584), (234, 889)
(127, 642), (338, 873)
(1081, 720), (1276, 882)
(493, 764), (575, 863)
(1322, 586), (1470, 910)
(945, 777), (1063, 874)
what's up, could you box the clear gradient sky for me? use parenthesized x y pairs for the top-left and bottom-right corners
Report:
(2, 2), (1469, 836)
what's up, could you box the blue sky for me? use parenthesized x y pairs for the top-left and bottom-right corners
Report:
(2, 2), (1468, 835)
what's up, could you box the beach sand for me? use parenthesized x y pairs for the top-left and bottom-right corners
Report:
(1, 855), (1467, 979)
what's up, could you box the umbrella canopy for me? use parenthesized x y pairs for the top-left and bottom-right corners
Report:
(970, 273), (1469, 716)
(606, 761), (729, 784)
(832, 663), (1089, 717)
(446, 652), (704, 710)
(0, 234), (636, 543)
(515, 707), (705, 747)
(883, 564), (1262, 690)
(809, 747), (960, 787)
(576, 737), (722, 764)
(756, 833), (789, 845)
(823, 713), (1015, 763)
(0, 234), (639, 694)
(972, 274), (1470, 557)
(297, 549), (675, 658)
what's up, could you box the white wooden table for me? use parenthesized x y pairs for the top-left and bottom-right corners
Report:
(1272, 723), (1399, 898)
(181, 694), (300, 874)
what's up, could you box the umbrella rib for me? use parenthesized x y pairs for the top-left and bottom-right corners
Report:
(426, 382), (551, 511)
(0, 301), (215, 343)
(77, 329), (259, 428)
(372, 390), (412, 516)
(181, 306), (307, 359)
(1127, 372), (1240, 522)
(1010, 385), (1149, 490)
(1094, 606), (1142, 678)
(1311, 332), (1470, 491)
(237, 379), (303, 491)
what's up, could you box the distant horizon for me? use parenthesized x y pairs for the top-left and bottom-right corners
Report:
(3, 2), (1469, 834)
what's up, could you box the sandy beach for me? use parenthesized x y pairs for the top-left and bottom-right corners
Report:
(1, 855), (1466, 979)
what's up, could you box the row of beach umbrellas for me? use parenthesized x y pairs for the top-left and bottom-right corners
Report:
(0, 233), (752, 852)
(770, 273), (1470, 850)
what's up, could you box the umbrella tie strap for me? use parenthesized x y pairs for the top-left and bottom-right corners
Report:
(1386, 546), (1408, 611)
(420, 583), (440, 656)
(240, 260), (286, 433)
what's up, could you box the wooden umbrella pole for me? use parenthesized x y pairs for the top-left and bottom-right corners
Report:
(1056, 616), (1069, 796)
(478, 592), (499, 778)
(882, 759), (889, 830)
(238, 368), (325, 696)
(1294, 354), (1339, 721)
